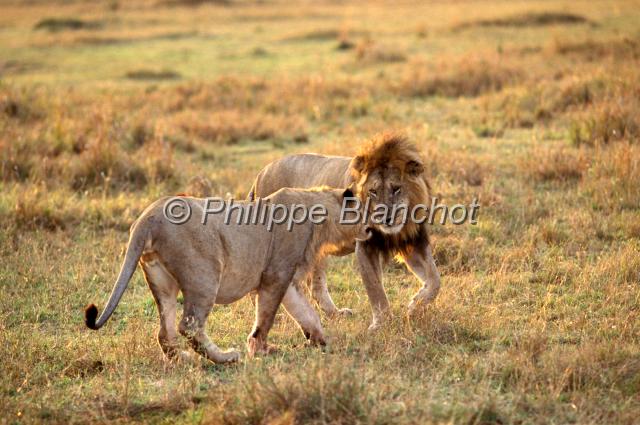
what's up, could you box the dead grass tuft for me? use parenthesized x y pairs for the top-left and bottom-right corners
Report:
(206, 360), (395, 425)
(184, 175), (213, 197)
(69, 140), (148, 191)
(355, 39), (407, 64)
(570, 97), (640, 146)
(0, 137), (34, 182)
(433, 235), (485, 274)
(13, 188), (71, 231)
(523, 146), (586, 182)
(583, 142), (640, 211)
(0, 86), (44, 121)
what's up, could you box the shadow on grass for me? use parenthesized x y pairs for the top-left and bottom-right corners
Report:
(454, 12), (593, 31)
(34, 18), (103, 32)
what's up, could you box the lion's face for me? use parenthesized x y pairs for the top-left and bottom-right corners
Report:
(350, 135), (427, 236)
(358, 167), (411, 235)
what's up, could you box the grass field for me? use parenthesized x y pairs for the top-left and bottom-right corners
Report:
(1, 0), (639, 423)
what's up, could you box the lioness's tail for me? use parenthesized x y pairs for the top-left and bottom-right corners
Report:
(85, 218), (150, 330)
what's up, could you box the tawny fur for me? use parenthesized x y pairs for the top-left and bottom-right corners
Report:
(85, 187), (367, 363)
(249, 133), (441, 328)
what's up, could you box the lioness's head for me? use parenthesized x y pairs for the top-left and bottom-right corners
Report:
(310, 186), (372, 243)
(272, 186), (372, 243)
(350, 133), (429, 236)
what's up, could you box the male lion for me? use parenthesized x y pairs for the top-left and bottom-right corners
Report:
(85, 187), (369, 363)
(249, 133), (441, 330)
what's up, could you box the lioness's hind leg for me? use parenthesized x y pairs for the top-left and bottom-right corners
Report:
(179, 293), (240, 364)
(141, 254), (179, 359)
(282, 285), (326, 347)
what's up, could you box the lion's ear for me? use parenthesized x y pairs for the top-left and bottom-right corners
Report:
(406, 159), (424, 176)
(350, 155), (365, 176)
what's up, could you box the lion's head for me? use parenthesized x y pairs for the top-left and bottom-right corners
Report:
(349, 133), (430, 248)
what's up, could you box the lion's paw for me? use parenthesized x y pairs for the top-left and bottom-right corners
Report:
(407, 299), (420, 314)
(407, 297), (430, 316)
(367, 321), (383, 333)
(247, 337), (278, 358)
(336, 307), (354, 316)
(216, 349), (241, 363)
(171, 350), (197, 365)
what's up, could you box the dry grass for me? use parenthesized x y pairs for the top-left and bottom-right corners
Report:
(552, 37), (640, 61)
(205, 359), (396, 424)
(354, 39), (407, 64)
(400, 58), (522, 98)
(570, 97), (640, 146)
(1, 0), (640, 424)
(172, 109), (308, 145)
(522, 146), (587, 182)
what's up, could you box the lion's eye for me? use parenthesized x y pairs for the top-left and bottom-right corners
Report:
(368, 189), (377, 198)
(392, 186), (401, 195)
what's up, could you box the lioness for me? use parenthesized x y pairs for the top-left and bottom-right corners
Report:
(85, 187), (369, 363)
(249, 133), (441, 330)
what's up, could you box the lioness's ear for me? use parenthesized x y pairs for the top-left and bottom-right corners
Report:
(350, 155), (365, 176)
(406, 159), (424, 176)
(342, 187), (355, 199)
(342, 186), (358, 209)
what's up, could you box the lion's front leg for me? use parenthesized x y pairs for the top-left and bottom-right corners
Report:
(282, 284), (327, 347)
(310, 259), (353, 317)
(355, 241), (390, 331)
(403, 243), (441, 314)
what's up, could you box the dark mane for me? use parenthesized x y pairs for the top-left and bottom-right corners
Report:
(352, 133), (424, 178)
(365, 223), (430, 261)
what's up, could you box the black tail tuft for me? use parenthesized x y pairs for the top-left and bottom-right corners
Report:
(85, 304), (99, 330)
